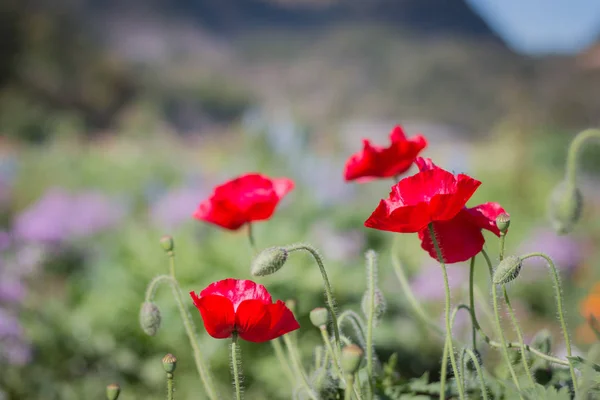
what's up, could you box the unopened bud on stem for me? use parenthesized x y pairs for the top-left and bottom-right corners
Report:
(106, 383), (121, 400)
(162, 353), (177, 374)
(548, 181), (583, 235)
(493, 255), (523, 284)
(140, 302), (161, 336)
(251, 246), (288, 276)
(341, 344), (363, 375)
(310, 307), (329, 328)
(160, 235), (174, 253)
(496, 213), (511, 234)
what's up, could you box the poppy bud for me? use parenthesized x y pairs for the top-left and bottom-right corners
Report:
(341, 344), (363, 375)
(496, 213), (511, 234)
(106, 383), (121, 400)
(310, 307), (329, 328)
(140, 302), (161, 336)
(162, 353), (177, 374)
(160, 235), (174, 253)
(361, 288), (387, 322)
(251, 246), (288, 276)
(492, 255), (522, 284)
(548, 181), (583, 235)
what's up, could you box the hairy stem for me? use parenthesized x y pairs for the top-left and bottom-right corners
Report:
(520, 252), (579, 394)
(271, 338), (296, 386)
(365, 251), (377, 397)
(283, 334), (319, 400)
(231, 333), (243, 400)
(566, 128), (600, 184)
(469, 257), (478, 351)
(428, 223), (465, 400)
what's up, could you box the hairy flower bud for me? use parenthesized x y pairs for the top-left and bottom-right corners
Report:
(106, 383), (121, 400)
(140, 302), (161, 336)
(548, 181), (583, 235)
(310, 307), (329, 328)
(160, 235), (174, 253)
(361, 288), (387, 323)
(162, 353), (177, 374)
(496, 213), (511, 234)
(493, 256), (522, 284)
(341, 344), (363, 375)
(251, 246), (288, 276)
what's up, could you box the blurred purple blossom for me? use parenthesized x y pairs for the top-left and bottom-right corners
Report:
(0, 309), (31, 366)
(411, 263), (468, 301)
(13, 188), (125, 244)
(309, 222), (365, 262)
(516, 228), (583, 278)
(150, 186), (208, 230)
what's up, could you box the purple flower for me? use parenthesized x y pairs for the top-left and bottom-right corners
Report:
(0, 276), (26, 303)
(516, 228), (583, 279)
(411, 263), (468, 301)
(0, 308), (31, 366)
(150, 186), (208, 230)
(13, 188), (124, 244)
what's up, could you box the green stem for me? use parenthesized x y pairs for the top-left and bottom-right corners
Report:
(167, 253), (219, 400)
(366, 251), (376, 397)
(231, 333), (243, 400)
(167, 373), (174, 400)
(482, 249), (524, 398)
(502, 285), (536, 387)
(319, 327), (363, 399)
(283, 334), (319, 400)
(338, 310), (367, 350)
(469, 257), (478, 351)
(499, 234), (506, 261)
(246, 223), (256, 252)
(286, 244), (341, 350)
(345, 376), (354, 400)
(520, 252), (579, 394)
(144, 275), (175, 302)
(566, 128), (600, 184)
(392, 245), (570, 366)
(271, 338), (296, 386)
(463, 348), (489, 400)
(440, 338), (449, 400)
(428, 223), (465, 400)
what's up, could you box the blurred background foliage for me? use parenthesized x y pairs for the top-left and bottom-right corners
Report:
(1, 0), (600, 399)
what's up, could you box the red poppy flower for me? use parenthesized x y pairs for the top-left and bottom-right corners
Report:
(190, 279), (300, 342)
(412, 158), (507, 263)
(193, 173), (294, 230)
(343, 125), (427, 182)
(364, 158), (481, 233)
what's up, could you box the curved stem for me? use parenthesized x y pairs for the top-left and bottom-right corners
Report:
(271, 338), (296, 386)
(566, 128), (600, 184)
(286, 244), (341, 350)
(428, 223), (465, 400)
(482, 249), (524, 398)
(338, 310), (367, 350)
(520, 252), (579, 394)
(144, 275), (175, 302)
(231, 333), (243, 400)
(391, 246), (569, 366)
(167, 253), (219, 400)
(502, 285), (536, 387)
(283, 334), (319, 400)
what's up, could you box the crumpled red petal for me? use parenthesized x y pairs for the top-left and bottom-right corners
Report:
(190, 293), (235, 339)
(200, 279), (272, 310)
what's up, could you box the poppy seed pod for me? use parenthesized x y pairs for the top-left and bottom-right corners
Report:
(341, 344), (364, 375)
(493, 256), (523, 285)
(160, 235), (174, 253)
(496, 213), (511, 234)
(361, 288), (387, 322)
(251, 247), (288, 276)
(106, 383), (121, 400)
(140, 302), (161, 336)
(162, 353), (177, 374)
(548, 181), (583, 235)
(310, 307), (329, 328)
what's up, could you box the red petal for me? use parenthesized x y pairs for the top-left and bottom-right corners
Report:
(272, 178), (295, 199)
(418, 210), (486, 263)
(364, 198), (430, 233)
(415, 157), (436, 172)
(190, 293), (235, 339)
(236, 300), (300, 342)
(200, 279), (272, 310)
(427, 174), (481, 221)
(465, 202), (506, 236)
(263, 300), (300, 339)
(235, 299), (272, 342)
(389, 125), (407, 142)
(193, 197), (246, 230)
